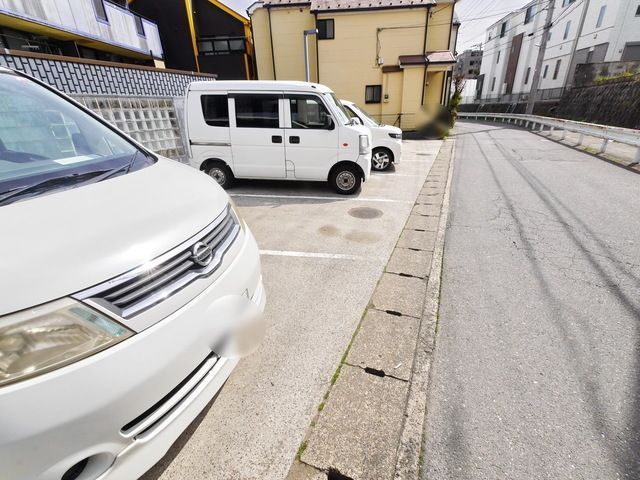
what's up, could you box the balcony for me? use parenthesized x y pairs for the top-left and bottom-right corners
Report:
(0, 0), (163, 60)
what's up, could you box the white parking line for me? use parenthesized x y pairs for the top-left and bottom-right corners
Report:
(231, 193), (412, 204)
(259, 249), (362, 260)
(371, 173), (420, 177)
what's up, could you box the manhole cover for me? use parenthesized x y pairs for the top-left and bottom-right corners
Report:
(348, 207), (383, 219)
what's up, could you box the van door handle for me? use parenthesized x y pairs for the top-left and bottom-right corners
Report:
(272, 135), (283, 143)
(289, 136), (300, 144)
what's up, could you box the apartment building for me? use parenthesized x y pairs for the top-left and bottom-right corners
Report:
(248, 0), (459, 130)
(129, 0), (255, 79)
(0, 0), (163, 65)
(478, 0), (640, 102)
(455, 48), (482, 79)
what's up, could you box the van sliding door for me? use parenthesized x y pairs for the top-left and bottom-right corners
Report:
(229, 93), (285, 179)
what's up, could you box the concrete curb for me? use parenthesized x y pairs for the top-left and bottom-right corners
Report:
(394, 138), (455, 480)
(286, 139), (456, 480)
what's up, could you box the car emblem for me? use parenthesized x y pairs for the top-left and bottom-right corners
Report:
(191, 241), (213, 267)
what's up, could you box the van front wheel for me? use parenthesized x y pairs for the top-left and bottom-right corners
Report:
(207, 163), (234, 189)
(330, 165), (361, 195)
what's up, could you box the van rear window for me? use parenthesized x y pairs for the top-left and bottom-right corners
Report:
(201, 95), (229, 127)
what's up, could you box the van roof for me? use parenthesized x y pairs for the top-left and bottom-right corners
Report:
(187, 80), (334, 94)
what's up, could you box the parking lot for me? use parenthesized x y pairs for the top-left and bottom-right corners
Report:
(141, 139), (442, 479)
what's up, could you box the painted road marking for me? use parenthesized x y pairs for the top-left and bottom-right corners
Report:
(231, 193), (412, 204)
(259, 250), (363, 260)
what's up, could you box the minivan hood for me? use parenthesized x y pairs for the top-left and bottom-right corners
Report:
(0, 158), (229, 316)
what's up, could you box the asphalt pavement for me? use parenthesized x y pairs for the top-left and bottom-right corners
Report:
(422, 121), (640, 480)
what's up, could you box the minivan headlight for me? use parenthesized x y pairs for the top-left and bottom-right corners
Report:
(389, 132), (402, 139)
(359, 134), (370, 155)
(0, 298), (133, 387)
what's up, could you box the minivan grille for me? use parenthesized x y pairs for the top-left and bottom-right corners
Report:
(75, 206), (240, 318)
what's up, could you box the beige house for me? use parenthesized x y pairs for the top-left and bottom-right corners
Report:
(248, 0), (459, 130)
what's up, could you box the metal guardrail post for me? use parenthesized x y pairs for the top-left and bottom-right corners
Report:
(600, 139), (609, 154)
(577, 133), (584, 145)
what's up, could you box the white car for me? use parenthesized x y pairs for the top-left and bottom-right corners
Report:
(341, 99), (403, 171)
(0, 68), (265, 480)
(186, 81), (372, 195)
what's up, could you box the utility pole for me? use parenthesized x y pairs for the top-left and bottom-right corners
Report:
(526, 0), (556, 114)
(564, 0), (590, 90)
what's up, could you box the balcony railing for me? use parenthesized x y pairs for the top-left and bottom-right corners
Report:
(0, 0), (163, 59)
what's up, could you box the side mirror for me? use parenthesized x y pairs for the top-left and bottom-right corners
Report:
(325, 116), (335, 130)
(349, 117), (362, 126)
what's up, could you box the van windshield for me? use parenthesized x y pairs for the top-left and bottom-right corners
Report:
(0, 72), (152, 206)
(325, 93), (350, 125)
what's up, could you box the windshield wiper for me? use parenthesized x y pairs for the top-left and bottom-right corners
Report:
(0, 156), (136, 206)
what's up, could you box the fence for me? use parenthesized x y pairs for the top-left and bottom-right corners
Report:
(458, 112), (640, 163)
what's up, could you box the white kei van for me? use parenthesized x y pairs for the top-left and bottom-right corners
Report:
(341, 99), (403, 172)
(186, 81), (372, 195)
(0, 68), (265, 480)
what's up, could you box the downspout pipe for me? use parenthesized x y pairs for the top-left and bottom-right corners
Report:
(421, 5), (431, 105)
(304, 28), (318, 82)
(267, 6), (276, 79)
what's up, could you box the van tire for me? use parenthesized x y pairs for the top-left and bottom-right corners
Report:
(206, 163), (234, 189)
(329, 164), (361, 195)
(371, 148), (393, 171)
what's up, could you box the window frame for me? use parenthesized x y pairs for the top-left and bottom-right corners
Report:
(364, 85), (382, 104)
(563, 21), (571, 40)
(134, 15), (145, 37)
(231, 93), (281, 129)
(524, 5), (535, 25)
(500, 22), (507, 38)
(524, 66), (531, 85)
(596, 5), (606, 28)
(287, 94), (335, 130)
(200, 94), (230, 127)
(491, 76), (496, 91)
(543, 64), (549, 79)
(91, 0), (109, 24)
(198, 36), (246, 56)
(553, 59), (561, 80)
(317, 19), (335, 40)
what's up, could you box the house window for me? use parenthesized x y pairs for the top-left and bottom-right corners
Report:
(524, 5), (535, 24)
(289, 95), (333, 129)
(636, 5), (640, 16)
(201, 95), (229, 127)
(563, 21), (571, 40)
(92, 0), (108, 22)
(491, 76), (496, 91)
(595, 5), (606, 27)
(365, 85), (382, 104)
(234, 94), (280, 128)
(468, 69), (474, 74)
(198, 37), (246, 55)
(497, 50), (500, 63)
(524, 67), (531, 84)
(317, 19), (334, 40)
(500, 21), (507, 38)
(553, 59), (561, 79)
(543, 64), (549, 78)
(562, 0), (576, 7)
(134, 15), (145, 37)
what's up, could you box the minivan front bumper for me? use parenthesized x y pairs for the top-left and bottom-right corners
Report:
(0, 227), (265, 480)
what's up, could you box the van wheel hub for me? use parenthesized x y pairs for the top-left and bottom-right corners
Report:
(337, 171), (356, 190)
(209, 167), (226, 185)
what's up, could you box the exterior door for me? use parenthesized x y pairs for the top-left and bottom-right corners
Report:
(229, 93), (285, 178)
(284, 94), (339, 180)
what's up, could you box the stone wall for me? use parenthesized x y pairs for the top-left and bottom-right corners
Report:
(554, 76), (640, 129)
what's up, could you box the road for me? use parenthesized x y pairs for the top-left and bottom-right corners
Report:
(142, 140), (441, 479)
(422, 121), (640, 480)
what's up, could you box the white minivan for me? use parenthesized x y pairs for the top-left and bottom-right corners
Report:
(341, 99), (403, 172)
(186, 81), (372, 195)
(0, 68), (265, 480)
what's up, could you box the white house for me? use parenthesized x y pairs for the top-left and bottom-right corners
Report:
(477, 0), (640, 102)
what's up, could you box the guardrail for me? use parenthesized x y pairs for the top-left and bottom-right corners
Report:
(457, 112), (640, 163)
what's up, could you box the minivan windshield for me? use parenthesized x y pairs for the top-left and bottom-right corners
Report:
(351, 104), (380, 127)
(325, 93), (350, 125)
(0, 72), (151, 206)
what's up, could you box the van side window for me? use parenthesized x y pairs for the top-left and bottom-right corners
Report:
(289, 95), (333, 130)
(200, 95), (229, 127)
(234, 94), (279, 128)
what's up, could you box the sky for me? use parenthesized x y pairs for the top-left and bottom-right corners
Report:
(222, 0), (532, 51)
